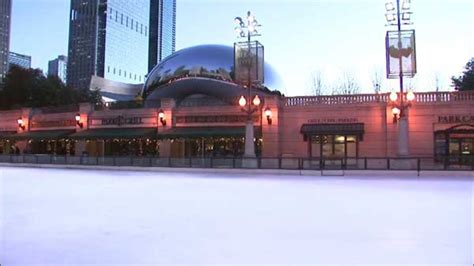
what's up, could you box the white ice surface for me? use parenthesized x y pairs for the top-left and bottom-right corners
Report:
(0, 167), (472, 266)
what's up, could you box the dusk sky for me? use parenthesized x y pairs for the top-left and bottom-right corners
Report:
(10, 0), (474, 96)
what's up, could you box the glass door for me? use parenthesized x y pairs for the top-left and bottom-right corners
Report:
(460, 138), (473, 165)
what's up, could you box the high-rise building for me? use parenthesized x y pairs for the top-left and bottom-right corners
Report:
(8, 51), (31, 70)
(67, 0), (150, 90)
(0, 0), (11, 80)
(48, 55), (68, 83)
(148, 0), (176, 72)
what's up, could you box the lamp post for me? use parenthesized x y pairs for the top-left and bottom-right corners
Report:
(234, 11), (262, 158)
(385, 0), (415, 157)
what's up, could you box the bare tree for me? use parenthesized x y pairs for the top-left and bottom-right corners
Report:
(332, 72), (361, 95)
(433, 72), (443, 92)
(370, 67), (384, 93)
(309, 70), (325, 96)
(404, 76), (418, 92)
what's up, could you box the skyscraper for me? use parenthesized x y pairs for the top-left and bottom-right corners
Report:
(67, 0), (150, 90)
(148, 0), (176, 72)
(48, 55), (68, 83)
(0, 0), (11, 80)
(8, 51), (31, 70)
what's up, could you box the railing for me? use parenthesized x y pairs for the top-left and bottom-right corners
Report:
(284, 91), (474, 107)
(285, 94), (388, 106)
(415, 91), (474, 103)
(0, 154), (472, 172)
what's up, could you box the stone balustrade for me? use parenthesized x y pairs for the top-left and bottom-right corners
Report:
(284, 91), (474, 106)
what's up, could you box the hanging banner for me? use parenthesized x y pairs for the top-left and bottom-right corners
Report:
(385, 30), (417, 79)
(234, 40), (264, 86)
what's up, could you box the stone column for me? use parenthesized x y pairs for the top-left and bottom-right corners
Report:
(244, 120), (256, 158)
(398, 115), (410, 157)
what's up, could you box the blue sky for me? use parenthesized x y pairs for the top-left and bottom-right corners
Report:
(11, 0), (474, 96)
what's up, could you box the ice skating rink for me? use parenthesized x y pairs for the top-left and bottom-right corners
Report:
(1, 167), (472, 265)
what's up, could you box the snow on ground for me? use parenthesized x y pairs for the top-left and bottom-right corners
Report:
(0, 166), (472, 266)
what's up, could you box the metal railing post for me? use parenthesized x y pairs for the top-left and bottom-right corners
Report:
(417, 158), (421, 176)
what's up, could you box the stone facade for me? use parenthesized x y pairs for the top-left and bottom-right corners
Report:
(0, 91), (472, 161)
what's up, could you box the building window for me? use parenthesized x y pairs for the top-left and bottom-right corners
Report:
(310, 135), (359, 160)
(115, 11), (118, 22)
(121, 13), (123, 24)
(107, 66), (110, 73)
(131, 19), (134, 30)
(434, 125), (474, 165)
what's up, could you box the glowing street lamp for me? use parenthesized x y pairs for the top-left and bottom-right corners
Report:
(158, 109), (166, 126)
(389, 90), (415, 124)
(264, 107), (272, 125)
(252, 95), (261, 106)
(239, 96), (247, 107)
(75, 113), (84, 128)
(389, 91), (398, 102)
(17, 118), (25, 130)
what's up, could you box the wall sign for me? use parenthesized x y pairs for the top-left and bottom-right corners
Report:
(90, 115), (157, 127)
(100, 116), (144, 126)
(308, 118), (359, 123)
(176, 115), (259, 124)
(438, 115), (474, 124)
(31, 120), (76, 128)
